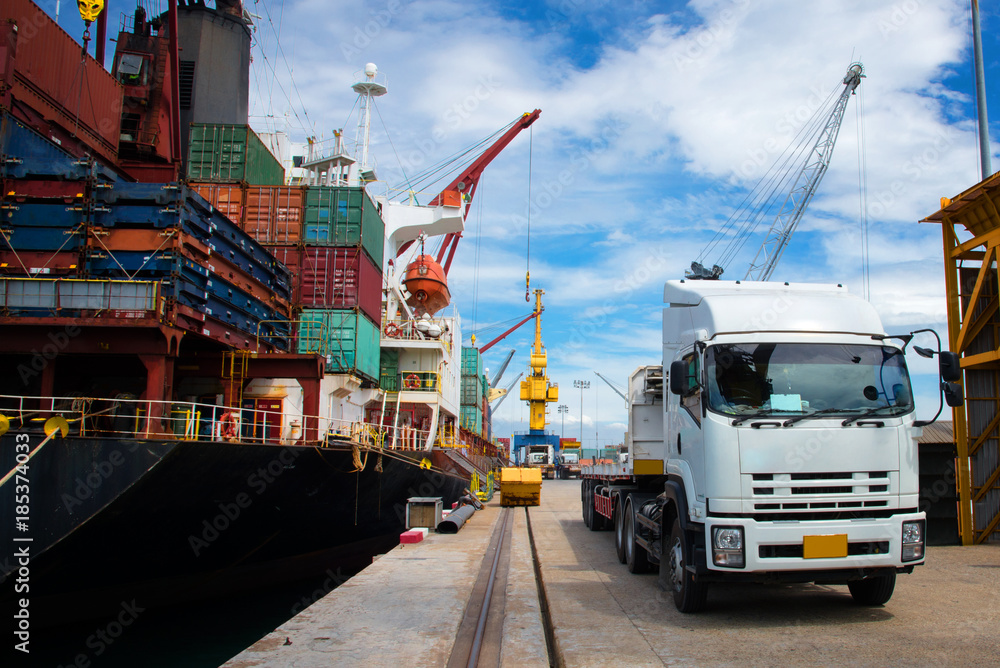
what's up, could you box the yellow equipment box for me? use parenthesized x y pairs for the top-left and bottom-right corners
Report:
(500, 467), (542, 507)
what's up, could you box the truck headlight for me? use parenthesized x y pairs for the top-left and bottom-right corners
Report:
(902, 520), (924, 562)
(712, 526), (745, 568)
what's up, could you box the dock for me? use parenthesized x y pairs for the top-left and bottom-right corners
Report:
(227, 481), (1000, 667)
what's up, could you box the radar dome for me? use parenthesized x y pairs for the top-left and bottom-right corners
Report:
(364, 63), (378, 77)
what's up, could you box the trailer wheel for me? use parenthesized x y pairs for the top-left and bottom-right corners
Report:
(614, 500), (626, 563)
(848, 572), (896, 606)
(624, 501), (650, 573)
(582, 482), (593, 528)
(667, 518), (708, 612)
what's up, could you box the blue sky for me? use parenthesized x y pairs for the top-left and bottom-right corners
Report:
(54, 0), (1000, 450)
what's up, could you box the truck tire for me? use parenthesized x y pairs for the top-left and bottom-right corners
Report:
(614, 500), (627, 563)
(848, 572), (896, 606)
(624, 501), (650, 573)
(583, 482), (593, 528)
(667, 518), (708, 612)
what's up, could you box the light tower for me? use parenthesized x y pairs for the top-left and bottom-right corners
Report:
(573, 379), (589, 444)
(557, 404), (568, 438)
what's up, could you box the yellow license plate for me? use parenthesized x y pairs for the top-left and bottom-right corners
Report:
(803, 534), (848, 559)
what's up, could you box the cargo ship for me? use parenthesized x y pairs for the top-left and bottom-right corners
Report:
(0, 0), (526, 624)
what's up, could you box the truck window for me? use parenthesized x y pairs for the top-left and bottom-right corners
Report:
(705, 343), (914, 417)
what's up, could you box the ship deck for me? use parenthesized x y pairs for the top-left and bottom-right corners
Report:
(226, 480), (1000, 667)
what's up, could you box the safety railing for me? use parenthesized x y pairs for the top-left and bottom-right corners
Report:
(381, 316), (455, 350)
(0, 394), (433, 452)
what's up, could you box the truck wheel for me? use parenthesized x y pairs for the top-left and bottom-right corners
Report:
(848, 572), (896, 606)
(583, 482), (593, 528)
(581, 481), (589, 524)
(667, 518), (708, 612)
(624, 502), (650, 573)
(614, 501), (626, 563)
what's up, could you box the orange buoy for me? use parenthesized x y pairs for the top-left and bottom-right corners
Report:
(403, 254), (451, 316)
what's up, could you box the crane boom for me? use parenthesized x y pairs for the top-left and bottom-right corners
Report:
(745, 63), (864, 281)
(490, 349), (516, 388)
(491, 372), (523, 410)
(594, 372), (628, 403)
(425, 110), (541, 273)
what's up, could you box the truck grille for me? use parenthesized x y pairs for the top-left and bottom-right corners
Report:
(749, 472), (891, 512)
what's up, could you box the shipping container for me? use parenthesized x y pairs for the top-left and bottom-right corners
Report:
(461, 346), (483, 377)
(0, 250), (80, 276)
(1, 224), (86, 251)
(186, 124), (285, 185)
(296, 309), (380, 381)
(0, 276), (159, 317)
(244, 185), (305, 244)
(299, 246), (382, 322)
(460, 377), (481, 407)
(460, 405), (483, 434)
(302, 187), (385, 268)
(3, 179), (88, 202)
(380, 348), (400, 391)
(1, 1), (123, 166)
(188, 181), (246, 224)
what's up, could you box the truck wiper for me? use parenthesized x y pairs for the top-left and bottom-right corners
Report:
(731, 409), (781, 426)
(781, 407), (852, 427)
(841, 405), (901, 426)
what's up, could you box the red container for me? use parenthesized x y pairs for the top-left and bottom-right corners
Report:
(0, 250), (80, 276)
(189, 182), (246, 225)
(3, 179), (87, 202)
(2, 0), (123, 165)
(298, 247), (382, 323)
(245, 186), (304, 244)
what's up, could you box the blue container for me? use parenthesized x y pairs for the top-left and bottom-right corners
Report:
(0, 114), (117, 182)
(1, 224), (85, 251)
(5, 202), (87, 228)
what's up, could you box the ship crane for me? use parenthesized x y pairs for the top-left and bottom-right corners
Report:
(689, 62), (864, 281)
(396, 110), (541, 274)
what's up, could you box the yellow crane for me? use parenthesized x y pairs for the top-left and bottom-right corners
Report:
(519, 289), (558, 431)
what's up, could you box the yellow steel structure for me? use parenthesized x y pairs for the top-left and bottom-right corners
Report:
(923, 172), (1000, 545)
(519, 289), (558, 431)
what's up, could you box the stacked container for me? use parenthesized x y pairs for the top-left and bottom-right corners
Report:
(0, 115), (291, 351)
(460, 347), (485, 436)
(188, 159), (386, 382)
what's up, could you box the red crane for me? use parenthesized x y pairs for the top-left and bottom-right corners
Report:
(398, 109), (541, 274)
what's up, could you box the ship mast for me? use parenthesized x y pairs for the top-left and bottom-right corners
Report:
(351, 63), (387, 184)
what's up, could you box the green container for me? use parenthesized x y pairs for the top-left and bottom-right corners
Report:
(461, 346), (482, 377)
(460, 376), (480, 406)
(302, 187), (385, 268)
(380, 349), (399, 391)
(481, 374), (489, 398)
(296, 308), (380, 381)
(187, 124), (285, 185)
(460, 405), (482, 434)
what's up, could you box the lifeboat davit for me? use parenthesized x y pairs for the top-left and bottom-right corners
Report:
(403, 254), (451, 316)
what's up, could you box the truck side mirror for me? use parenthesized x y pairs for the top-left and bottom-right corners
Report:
(943, 381), (964, 408)
(938, 351), (961, 382)
(669, 360), (689, 395)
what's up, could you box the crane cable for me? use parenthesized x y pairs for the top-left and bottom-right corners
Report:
(472, 174), (485, 338)
(696, 82), (841, 272)
(525, 124), (533, 301)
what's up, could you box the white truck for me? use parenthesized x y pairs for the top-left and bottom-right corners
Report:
(582, 280), (962, 612)
(526, 444), (556, 479)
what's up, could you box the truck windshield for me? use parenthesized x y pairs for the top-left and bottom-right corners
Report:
(705, 343), (913, 418)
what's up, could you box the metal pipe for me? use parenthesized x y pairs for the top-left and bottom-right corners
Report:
(972, 0), (992, 178)
(436, 504), (476, 533)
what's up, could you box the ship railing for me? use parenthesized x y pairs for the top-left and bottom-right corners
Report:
(381, 318), (454, 350)
(393, 370), (440, 392)
(0, 394), (429, 450)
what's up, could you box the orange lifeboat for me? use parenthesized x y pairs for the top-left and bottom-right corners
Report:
(403, 254), (451, 315)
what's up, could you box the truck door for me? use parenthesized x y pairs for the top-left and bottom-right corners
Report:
(669, 348), (707, 507)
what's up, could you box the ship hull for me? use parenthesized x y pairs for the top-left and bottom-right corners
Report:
(0, 433), (470, 626)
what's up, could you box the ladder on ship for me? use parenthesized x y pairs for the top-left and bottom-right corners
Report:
(222, 350), (250, 409)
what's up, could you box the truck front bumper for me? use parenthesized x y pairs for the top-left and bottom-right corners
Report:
(703, 512), (926, 574)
